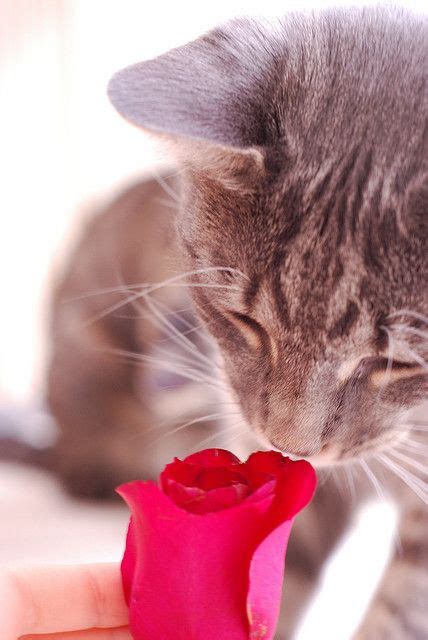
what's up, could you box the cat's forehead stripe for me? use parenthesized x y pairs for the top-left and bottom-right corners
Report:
(327, 301), (360, 341)
(243, 275), (261, 310)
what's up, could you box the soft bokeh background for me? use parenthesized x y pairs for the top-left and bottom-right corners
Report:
(1, 1), (424, 637)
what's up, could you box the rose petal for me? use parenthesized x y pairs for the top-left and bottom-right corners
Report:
(247, 520), (293, 639)
(240, 466), (275, 492)
(195, 466), (249, 491)
(246, 460), (317, 638)
(271, 458), (317, 523)
(121, 516), (137, 605)
(166, 478), (250, 514)
(246, 450), (287, 474)
(163, 480), (205, 511)
(160, 458), (199, 493)
(184, 448), (241, 467)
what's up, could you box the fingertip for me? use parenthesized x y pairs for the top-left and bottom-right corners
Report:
(3, 563), (129, 636)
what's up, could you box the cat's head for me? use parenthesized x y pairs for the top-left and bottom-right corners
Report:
(109, 7), (427, 464)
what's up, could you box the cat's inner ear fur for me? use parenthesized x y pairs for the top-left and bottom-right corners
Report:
(107, 19), (278, 184)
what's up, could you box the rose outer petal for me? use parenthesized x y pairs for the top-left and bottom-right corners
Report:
(246, 450), (287, 474)
(247, 520), (293, 640)
(246, 459), (317, 638)
(271, 458), (317, 524)
(121, 516), (137, 605)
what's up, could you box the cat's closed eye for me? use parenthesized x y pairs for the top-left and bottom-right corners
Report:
(225, 311), (278, 363)
(346, 356), (424, 386)
(225, 312), (266, 350)
(338, 355), (425, 387)
(369, 359), (425, 387)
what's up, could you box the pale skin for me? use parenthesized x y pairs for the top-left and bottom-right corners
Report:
(0, 563), (131, 640)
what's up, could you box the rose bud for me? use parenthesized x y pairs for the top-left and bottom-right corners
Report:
(117, 448), (316, 640)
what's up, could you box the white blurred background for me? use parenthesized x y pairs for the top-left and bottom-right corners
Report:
(1, 1), (425, 637)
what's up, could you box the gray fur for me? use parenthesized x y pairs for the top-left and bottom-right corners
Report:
(107, 18), (279, 147)
(109, 6), (428, 455)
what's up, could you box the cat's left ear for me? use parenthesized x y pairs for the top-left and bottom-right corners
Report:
(107, 20), (279, 180)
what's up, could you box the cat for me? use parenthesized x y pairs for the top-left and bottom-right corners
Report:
(47, 7), (427, 639)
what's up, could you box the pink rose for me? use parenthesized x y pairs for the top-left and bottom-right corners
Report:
(118, 448), (316, 640)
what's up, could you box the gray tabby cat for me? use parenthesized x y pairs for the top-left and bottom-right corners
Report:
(48, 6), (427, 639)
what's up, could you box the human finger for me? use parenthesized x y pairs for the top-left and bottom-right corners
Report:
(21, 626), (132, 640)
(1, 563), (129, 639)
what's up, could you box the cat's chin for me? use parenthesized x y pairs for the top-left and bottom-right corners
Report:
(251, 429), (343, 466)
(311, 429), (410, 468)
(249, 422), (413, 469)
(306, 442), (344, 467)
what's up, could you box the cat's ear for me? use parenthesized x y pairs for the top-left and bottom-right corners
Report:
(107, 20), (277, 181)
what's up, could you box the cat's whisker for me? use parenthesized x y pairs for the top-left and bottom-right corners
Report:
(388, 309), (428, 325)
(399, 441), (428, 456)
(390, 324), (428, 341)
(331, 468), (348, 500)
(146, 410), (240, 439)
(153, 164), (188, 181)
(403, 429), (428, 440)
(142, 295), (218, 374)
(396, 342), (427, 370)
(344, 463), (358, 504)
(195, 421), (247, 449)
(81, 289), (153, 327)
(401, 425), (428, 433)
(404, 420), (428, 427)
(64, 282), (211, 302)
(151, 303), (208, 341)
(146, 295), (219, 370)
(82, 282), (244, 327)
(316, 467), (334, 487)
(142, 412), (237, 451)
(149, 345), (216, 379)
(384, 324), (427, 379)
(102, 346), (226, 391)
(156, 322), (206, 343)
(223, 428), (253, 448)
(359, 458), (388, 502)
(153, 173), (181, 203)
(119, 410), (238, 449)
(135, 392), (240, 440)
(153, 297), (216, 349)
(66, 266), (248, 303)
(193, 398), (240, 408)
(150, 345), (220, 384)
(388, 448), (428, 476)
(377, 453), (428, 504)
(151, 361), (223, 389)
(154, 197), (180, 210)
